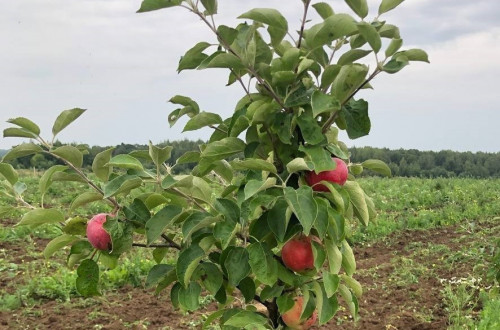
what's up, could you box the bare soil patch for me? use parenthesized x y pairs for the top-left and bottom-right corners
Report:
(0, 224), (483, 329)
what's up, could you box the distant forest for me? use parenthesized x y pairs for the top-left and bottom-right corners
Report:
(1, 141), (499, 178)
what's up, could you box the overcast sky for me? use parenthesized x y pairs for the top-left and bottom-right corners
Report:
(1, 0), (499, 152)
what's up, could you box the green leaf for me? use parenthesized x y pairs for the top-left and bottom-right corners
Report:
(224, 310), (268, 328)
(103, 174), (142, 198)
(277, 294), (295, 314)
(339, 284), (359, 320)
(260, 284), (283, 301)
(148, 142), (173, 168)
(341, 274), (362, 298)
(331, 64), (369, 103)
(39, 165), (68, 198)
(320, 65), (341, 89)
(146, 264), (174, 287)
(43, 234), (79, 259)
(286, 158), (313, 174)
(323, 271), (340, 297)
(198, 52), (244, 70)
(3, 127), (38, 139)
(244, 177), (277, 200)
(224, 247), (251, 286)
(62, 217), (88, 236)
(337, 49), (372, 66)
(200, 0), (217, 15)
(182, 212), (218, 243)
(178, 282), (202, 311)
(311, 91), (341, 118)
(177, 244), (205, 287)
(341, 99), (371, 139)
(399, 49), (430, 63)
(267, 199), (291, 243)
(230, 159), (277, 174)
(379, 0), (405, 15)
(2, 143), (43, 162)
(0, 163), (18, 185)
(214, 198), (240, 224)
(379, 24), (401, 38)
(385, 38), (403, 57)
(383, 54), (409, 73)
(305, 14), (357, 49)
(312, 281), (338, 325)
(314, 197), (330, 240)
(362, 159), (391, 176)
(325, 238), (342, 274)
(344, 181), (369, 226)
(195, 263), (223, 295)
(247, 242), (278, 286)
(51, 146), (83, 168)
(201, 137), (245, 162)
(299, 145), (336, 173)
(76, 259), (100, 297)
(297, 111), (325, 145)
(176, 151), (200, 165)
(238, 8), (288, 46)
(17, 208), (64, 227)
(106, 154), (143, 171)
(341, 240), (356, 275)
(238, 277), (256, 303)
(172, 175), (213, 205)
(312, 2), (334, 19)
(183, 112), (223, 132)
(7, 117), (40, 135)
(284, 186), (318, 235)
(137, 0), (183, 13)
(357, 22), (381, 53)
(52, 108), (86, 137)
(214, 219), (237, 249)
(145, 205), (183, 244)
(178, 42), (211, 72)
(345, 0), (368, 18)
(92, 147), (114, 182)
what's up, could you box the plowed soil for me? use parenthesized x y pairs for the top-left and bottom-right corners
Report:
(0, 224), (484, 330)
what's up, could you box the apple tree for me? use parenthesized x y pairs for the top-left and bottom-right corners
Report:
(0, 0), (428, 328)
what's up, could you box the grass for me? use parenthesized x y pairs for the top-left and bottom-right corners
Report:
(1, 174), (500, 328)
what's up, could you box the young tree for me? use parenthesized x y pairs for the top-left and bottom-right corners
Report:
(0, 0), (428, 328)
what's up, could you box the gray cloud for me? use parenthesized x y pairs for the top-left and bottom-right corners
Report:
(1, 0), (499, 152)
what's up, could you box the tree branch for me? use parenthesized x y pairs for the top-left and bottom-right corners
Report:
(296, 0), (311, 49)
(44, 150), (120, 212)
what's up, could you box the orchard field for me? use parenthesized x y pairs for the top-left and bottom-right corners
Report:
(1, 172), (499, 329)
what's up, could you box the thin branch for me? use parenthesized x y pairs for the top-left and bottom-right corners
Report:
(208, 124), (227, 134)
(161, 233), (182, 250)
(186, 5), (288, 111)
(44, 151), (120, 212)
(133, 242), (179, 249)
(230, 69), (253, 100)
(171, 187), (210, 213)
(296, 0), (311, 49)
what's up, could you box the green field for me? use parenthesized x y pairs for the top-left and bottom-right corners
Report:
(1, 173), (499, 329)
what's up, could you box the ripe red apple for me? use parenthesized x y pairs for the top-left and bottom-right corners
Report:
(282, 296), (317, 330)
(281, 235), (318, 272)
(305, 157), (348, 191)
(86, 213), (111, 250)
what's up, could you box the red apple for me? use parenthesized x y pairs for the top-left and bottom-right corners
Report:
(281, 235), (316, 272)
(282, 296), (317, 330)
(305, 157), (348, 191)
(86, 213), (111, 250)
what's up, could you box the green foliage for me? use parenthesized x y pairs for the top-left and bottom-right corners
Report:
(0, 0), (430, 328)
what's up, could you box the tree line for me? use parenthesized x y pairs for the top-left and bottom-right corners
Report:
(2, 142), (499, 178)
